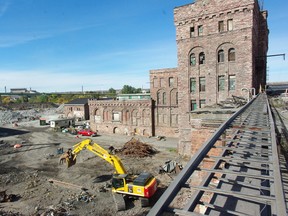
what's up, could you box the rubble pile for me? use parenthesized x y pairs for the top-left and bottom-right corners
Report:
(117, 138), (157, 158)
(0, 106), (58, 125)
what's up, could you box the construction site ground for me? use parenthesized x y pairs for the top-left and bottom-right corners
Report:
(0, 116), (182, 215)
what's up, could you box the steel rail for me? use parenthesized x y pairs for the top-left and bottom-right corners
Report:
(147, 95), (256, 216)
(148, 94), (287, 215)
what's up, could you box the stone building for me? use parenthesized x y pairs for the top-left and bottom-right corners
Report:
(88, 0), (268, 151)
(173, 0), (268, 155)
(64, 98), (89, 121)
(150, 68), (179, 137)
(89, 96), (154, 136)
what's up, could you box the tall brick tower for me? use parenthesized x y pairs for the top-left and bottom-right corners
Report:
(174, 0), (269, 155)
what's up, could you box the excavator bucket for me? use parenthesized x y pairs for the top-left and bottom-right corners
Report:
(66, 154), (77, 168)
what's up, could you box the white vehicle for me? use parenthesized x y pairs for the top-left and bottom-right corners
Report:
(50, 118), (75, 128)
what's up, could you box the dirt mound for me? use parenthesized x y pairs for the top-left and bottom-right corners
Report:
(117, 138), (157, 158)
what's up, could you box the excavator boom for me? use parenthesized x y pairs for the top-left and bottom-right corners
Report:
(68, 139), (127, 174)
(64, 138), (158, 209)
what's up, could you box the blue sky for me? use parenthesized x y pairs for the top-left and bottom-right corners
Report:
(0, 0), (287, 93)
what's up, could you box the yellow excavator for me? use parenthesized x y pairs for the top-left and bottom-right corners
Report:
(66, 139), (158, 210)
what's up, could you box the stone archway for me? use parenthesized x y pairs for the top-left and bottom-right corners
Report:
(113, 127), (120, 134)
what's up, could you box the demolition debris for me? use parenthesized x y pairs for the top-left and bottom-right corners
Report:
(116, 138), (158, 157)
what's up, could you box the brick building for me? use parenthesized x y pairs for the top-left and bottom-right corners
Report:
(173, 0), (268, 155)
(150, 68), (179, 137)
(88, 0), (268, 153)
(64, 98), (89, 121)
(89, 96), (153, 136)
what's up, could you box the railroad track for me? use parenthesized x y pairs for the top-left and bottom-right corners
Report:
(148, 93), (287, 216)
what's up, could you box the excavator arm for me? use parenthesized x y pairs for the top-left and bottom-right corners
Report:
(68, 139), (127, 175)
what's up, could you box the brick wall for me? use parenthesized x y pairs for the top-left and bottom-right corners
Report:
(175, 0), (268, 156)
(150, 68), (179, 137)
(88, 99), (153, 136)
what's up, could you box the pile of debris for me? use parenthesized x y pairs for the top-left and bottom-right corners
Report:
(116, 138), (157, 158)
(0, 190), (19, 203)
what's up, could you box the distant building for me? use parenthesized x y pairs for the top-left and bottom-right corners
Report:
(10, 88), (38, 94)
(89, 95), (153, 136)
(10, 88), (28, 93)
(117, 93), (151, 101)
(64, 98), (89, 121)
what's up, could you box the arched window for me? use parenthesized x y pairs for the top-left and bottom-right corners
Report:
(218, 50), (224, 62)
(199, 52), (205, 64)
(190, 53), (196, 66)
(228, 48), (236, 61)
(176, 92), (178, 105)
(163, 92), (166, 105)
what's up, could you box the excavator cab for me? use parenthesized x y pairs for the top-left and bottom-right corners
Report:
(112, 174), (127, 189)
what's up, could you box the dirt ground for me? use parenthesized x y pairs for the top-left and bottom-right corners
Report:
(0, 119), (183, 216)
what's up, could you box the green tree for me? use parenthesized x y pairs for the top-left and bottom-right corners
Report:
(108, 88), (116, 94)
(121, 85), (142, 94)
(38, 94), (49, 103)
(2, 96), (11, 104)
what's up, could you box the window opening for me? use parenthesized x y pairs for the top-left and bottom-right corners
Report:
(199, 52), (205, 64)
(200, 99), (206, 108)
(218, 76), (225, 91)
(153, 78), (158, 88)
(228, 48), (236, 61)
(218, 50), (224, 62)
(198, 25), (203, 36)
(191, 100), (197, 111)
(229, 75), (236, 90)
(218, 21), (224, 32)
(163, 92), (166, 105)
(169, 77), (174, 87)
(190, 27), (195, 37)
(227, 19), (233, 31)
(160, 78), (164, 87)
(199, 77), (206, 92)
(190, 78), (196, 93)
(190, 53), (196, 66)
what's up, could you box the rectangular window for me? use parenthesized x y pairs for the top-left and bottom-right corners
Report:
(190, 78), (196, 93)
(191, 100), (197, 111)
(160, 78), (164, 87)
(171, 114), (178, 126)
(190, 27), (195, 37)
(199, 77), (206, 92)
(198, 25), (203, 36)
(227, 19), (233, 31)
(229, 75), (236, 91)
(169, 77), (174, 87)
(218, 21), (224, 32)
(153, 78), (158, 88)
(112, 112), (120, 122)
(200, 99), (206, 108)
(218, 75), (225, 91)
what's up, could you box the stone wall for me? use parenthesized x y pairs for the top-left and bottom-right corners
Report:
(150, 68), (179, 137)
(175, 0), (268, 156)
(88, 99), (153, 136)
(64, 104), (89, 121)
